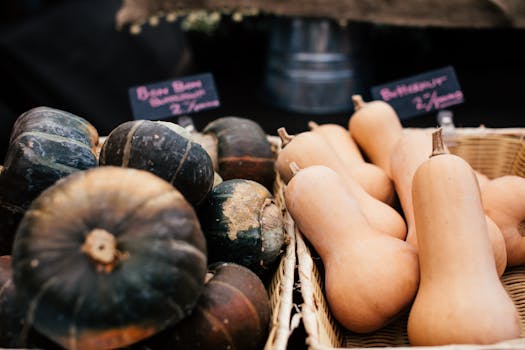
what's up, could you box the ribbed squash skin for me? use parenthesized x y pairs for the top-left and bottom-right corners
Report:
(203, 117), (275, 190)
(12, 166), (207, 350)
(142, 262), (271, 350)
(99, 120), (214, 206)
(0, 107), (99, 254)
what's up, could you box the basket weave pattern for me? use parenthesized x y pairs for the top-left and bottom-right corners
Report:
(296, 127), (525, 350)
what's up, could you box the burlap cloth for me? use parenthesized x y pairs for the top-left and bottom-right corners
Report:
(116, 0), (525, 29)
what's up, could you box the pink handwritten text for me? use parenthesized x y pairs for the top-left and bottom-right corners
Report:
(380, 75), (448, 101)
(412, 90), (463, 112)
(149, 89), (206, 107)
(172, 80), (203, 93)
(136, 86), (170, 101)
(169, 99), (220, 115)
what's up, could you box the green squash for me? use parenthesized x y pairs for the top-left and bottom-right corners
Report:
(12, 166), (207, 350)
(99, 120), (214, 207)
(0, 107), (99, 254)
(200, 179), (285, 277)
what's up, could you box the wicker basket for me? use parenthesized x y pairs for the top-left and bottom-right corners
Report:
(264, 136), (299, 350)
(295, 127), (525, 350)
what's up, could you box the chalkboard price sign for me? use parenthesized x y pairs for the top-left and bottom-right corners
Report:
(371, 66), (464, 120)
(128, 73), (220, 120)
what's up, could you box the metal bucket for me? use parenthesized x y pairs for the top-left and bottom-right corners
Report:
(262, 16), (362, 114)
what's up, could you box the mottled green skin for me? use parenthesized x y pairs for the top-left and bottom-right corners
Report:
(0, 255), (25, 347)
(200, 179), (284, 277)
(203, 117), (275, 190)
(2, 107), (98, 207)
(10, 106), (98, 148)
(11, 167), (207, 349)
(0, 107), (99, 254)
(100, 120), (214, 207)
(3, 132), (97, 200)
(0, 256), (59, 349)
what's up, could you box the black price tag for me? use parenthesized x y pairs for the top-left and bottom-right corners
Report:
(371, 66), (464, 120)
(128, 73), (220, 120)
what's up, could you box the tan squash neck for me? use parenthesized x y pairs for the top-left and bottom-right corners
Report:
(82, 229), (121, 272)
(430, 128), (447, 157)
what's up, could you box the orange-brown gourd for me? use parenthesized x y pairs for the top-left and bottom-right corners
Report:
(390, 130), (507, 275)
(276, 128), (406, 240)
(308, 121), (395, 205)
(482, 175), (525, 266)
(485, 215), (507, 276)
(390, 130), (432, 249)
(285, 165), (419, 333)
(348, 95), (403, 177)
(407, 129), (520, 346)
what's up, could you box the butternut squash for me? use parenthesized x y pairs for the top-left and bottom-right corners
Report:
(276, 128), (406, 240)
(475, 171), (491, 191)
(482, 175), (525, 266)
(308, 121), (395, 204)
(389, 130), (432, 249)
(485, 215), (508, 276)
(285, 165), (419, 333)
(390, 130), (507, 275)
(407, 129), (520, 346)
(348, 95), (403, 177)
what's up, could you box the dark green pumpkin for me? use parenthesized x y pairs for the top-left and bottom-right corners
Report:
(0, 107), (99, 254)
(11, 166), (207, 350)
(200, 179), (285, 277)
(99, 120), (214, 207)
(9, 106), (99, 153)
(0, 255), (59, 349)
(142, 262), (271, 350)
(0, 255), (25, 347)
(202, 117), (276, 190)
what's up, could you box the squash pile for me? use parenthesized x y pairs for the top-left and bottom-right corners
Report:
(279, 95), (524, 346)
(0, 108), (284, 350)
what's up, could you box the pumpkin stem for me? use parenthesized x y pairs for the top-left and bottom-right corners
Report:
(82, 229), (119, 269)
(308, 121), (319, 130)
(430, 128), (447, 157)
(277, 127), (294, 147)
(204, 272), (214, 284)
(289, 162), (301, 176)
(352, 95), (365, 110)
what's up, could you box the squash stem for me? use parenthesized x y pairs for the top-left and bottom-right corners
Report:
(307, 121), (319, 130)
(289, 162), (301, 176)
(277, 127), (294, 147)
(82, 229), (119, 270)
(352, 95), (365, 110)
(430, 128), (447, 157)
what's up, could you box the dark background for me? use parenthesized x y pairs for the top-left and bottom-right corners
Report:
(1, 0), (524, 161)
